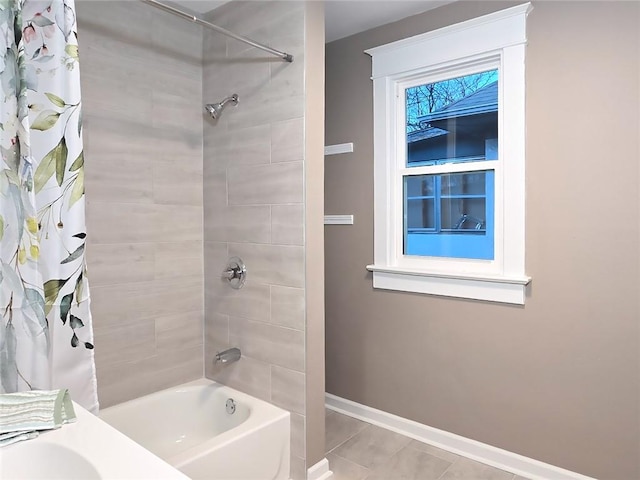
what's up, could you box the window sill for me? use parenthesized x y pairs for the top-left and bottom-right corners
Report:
(366, 264), (531, 305)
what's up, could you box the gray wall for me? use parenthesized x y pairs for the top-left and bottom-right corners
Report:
(78, 1), (204, 408)
(324, 2), (639, 479)
(201, 2), (324, 478)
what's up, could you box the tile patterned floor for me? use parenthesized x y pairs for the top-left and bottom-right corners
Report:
(325, 410), (530, 480)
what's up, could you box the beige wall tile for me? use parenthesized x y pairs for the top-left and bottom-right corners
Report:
(201, 1), (319, 471)
(229, 317), (305, 372)
(80, 0), (204, 409)
(290, 413), (306, 459)
(80, 43), (156, 89)
(91, 277), (202, 329)
(228, 243), (304, 288)
(151, 12), (202, 64)
(84, 116), (203, 158)
(76, 1), (151, 45)
(270, 286), (305, 331)
(209, 2), (271, 57)
(83, 117), (158, 157)
(205, 205), (271, 244)
(155, 310), (204, 352)
(90, 282), (157, 329)
(228, 94), (305, 130)
(203, 170), (228, 207)
(154, 277), (203, 318)
(154, 205), (203, 243)
(153, 157), (203, 206)
(87, 202), (156, 244)
(209, 281), (271, 323)
(270, 52), (305, 99)
(85, 154), (153, 204)
(202, 29), (227, 65)
(148, 126), (204, 158)
(271, 365), (305, 415)
(154, 241), (203, 280)
(272, 205), (304, 246)
(267, 2), (305, 44)
(203, 241), (229, 294)
(203, 60), (270, 106)
(97, 345), (203, 408)
(151, 62), (202, 97)
(86, 243), (155, 287)
(83, 113), (202, 158)
(271, 118), (304, 163)
(228, 161), (303, 206)
(203, 124), (271, 173)
(152, 90), (203, 133)
(289, 455), (306, 480)
(94, 320), (156, 367)
(81, 72), (153, 124)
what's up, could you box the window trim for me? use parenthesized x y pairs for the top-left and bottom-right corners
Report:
(365, 3), (532, 305)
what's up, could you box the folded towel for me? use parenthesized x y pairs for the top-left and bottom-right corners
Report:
(0, 389), (76, 447)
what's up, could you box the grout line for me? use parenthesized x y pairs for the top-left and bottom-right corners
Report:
(325, 422), (371, 457)
(435, 455), (460, 480)
(369, 435), (414, 476)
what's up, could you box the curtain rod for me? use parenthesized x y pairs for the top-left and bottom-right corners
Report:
(139, 0), (294, 62)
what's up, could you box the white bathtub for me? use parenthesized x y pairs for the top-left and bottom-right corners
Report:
(99, 378), (290, 480)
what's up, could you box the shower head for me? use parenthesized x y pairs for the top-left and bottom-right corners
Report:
(205, 94), (239, 120)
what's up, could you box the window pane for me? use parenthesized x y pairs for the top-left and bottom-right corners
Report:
(404, 176), (435, 231)
(406, 70), (498, 167)
(403, 171), (495, 260)
(440, 198), (486, 230)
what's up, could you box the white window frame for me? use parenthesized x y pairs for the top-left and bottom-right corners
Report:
(365, 4), (532, 305)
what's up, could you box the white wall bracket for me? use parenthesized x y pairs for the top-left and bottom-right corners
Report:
(324, 143), (354, 156)
(324, 215), (354, 225)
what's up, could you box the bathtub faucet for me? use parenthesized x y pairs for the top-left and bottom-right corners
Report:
(215, 347), (241, 365)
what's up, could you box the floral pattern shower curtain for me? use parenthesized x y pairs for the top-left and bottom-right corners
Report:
(0, 0), (97, 412)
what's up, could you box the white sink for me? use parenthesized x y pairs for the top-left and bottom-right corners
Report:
(0, 402), (188, 480)
(1, 442), (101, 479)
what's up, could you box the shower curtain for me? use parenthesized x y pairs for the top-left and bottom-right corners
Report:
(0, 0), (98, 413)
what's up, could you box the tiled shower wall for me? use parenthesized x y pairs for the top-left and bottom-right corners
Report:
(77, 2), (204, 408)
(201, 2), (308, 478)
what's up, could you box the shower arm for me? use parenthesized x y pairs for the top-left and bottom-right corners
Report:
(139, 0), (293, 63)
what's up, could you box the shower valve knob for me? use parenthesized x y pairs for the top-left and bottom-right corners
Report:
(221, 257), (246, 289)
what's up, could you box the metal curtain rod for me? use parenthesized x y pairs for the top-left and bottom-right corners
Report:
(140, 0), (293, 62)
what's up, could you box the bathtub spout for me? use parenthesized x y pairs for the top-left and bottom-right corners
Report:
(215, 347), (241, 365)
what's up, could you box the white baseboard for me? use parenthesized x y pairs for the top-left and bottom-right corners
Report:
(307, 457), (333, 480)
(325, 393), (595, 480)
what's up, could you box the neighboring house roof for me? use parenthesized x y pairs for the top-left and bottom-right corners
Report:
(420, 81), (498, 124)
(408, 81), (498, 144)
(407, 126), (448, 143)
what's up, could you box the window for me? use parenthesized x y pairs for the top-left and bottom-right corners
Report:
(365, 4), (532, 304)
(405, 69), (498, 261)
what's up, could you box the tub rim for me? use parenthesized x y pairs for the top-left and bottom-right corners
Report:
(99, 377), (290, 468)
